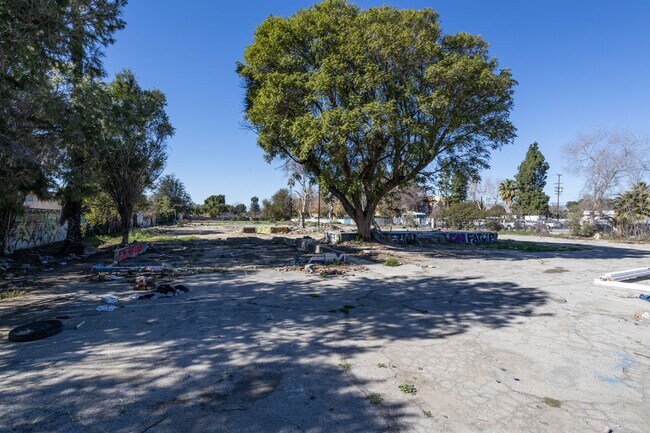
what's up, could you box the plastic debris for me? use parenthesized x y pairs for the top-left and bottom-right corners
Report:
(104, 275), (125, 281)
(96, 305), (118, 312)
(100, 296), (118, 304)
(642, 312), (650, 320)
(74, 321), (85, 330)
(640, 294), (650, 302)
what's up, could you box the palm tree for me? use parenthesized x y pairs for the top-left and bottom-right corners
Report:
(614, 182), (650, 236)
(499, 179), (517, 214)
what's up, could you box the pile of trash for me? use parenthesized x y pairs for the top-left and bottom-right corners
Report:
(129, 284), (190, 300)
(94, 275), (191, 311)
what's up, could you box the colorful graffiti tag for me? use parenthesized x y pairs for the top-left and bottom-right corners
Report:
(10, 210), (67, 252)
(114, 243), (147, 263)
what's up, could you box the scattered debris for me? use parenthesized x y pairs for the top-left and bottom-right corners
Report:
(74, 321), (86, 330)
(8, 320), (64, 342)
(96, 305), (118, 312)
(135, 275), (156, 290)
(100, 296), (118, 304)
(104, 275), (125, 281)
(640, 294), (650, 302)
(130, 284), (190, 300)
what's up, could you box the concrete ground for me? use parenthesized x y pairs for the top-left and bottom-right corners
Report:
(0, 228), (649, 433)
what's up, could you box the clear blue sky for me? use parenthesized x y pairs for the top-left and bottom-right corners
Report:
(103, 0), (650, 206)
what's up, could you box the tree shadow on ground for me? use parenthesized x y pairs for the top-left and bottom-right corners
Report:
(0, 272), (548, 433)
(394, 240), (650, 262)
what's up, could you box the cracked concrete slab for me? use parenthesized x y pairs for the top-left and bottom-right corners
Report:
(0, 232), (648, 432)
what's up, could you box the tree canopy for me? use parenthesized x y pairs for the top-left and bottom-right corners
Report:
(238, 0), (516, 239)
(514, 142), (549, 215)
(98, 70), (174, 245)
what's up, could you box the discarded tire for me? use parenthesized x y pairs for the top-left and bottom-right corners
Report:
(8, 320), (63, 342)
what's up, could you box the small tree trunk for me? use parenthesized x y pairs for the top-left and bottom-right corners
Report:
(63, 199), (84, 254)
(0, 208), (17, 256)
(119, 206), (133, 246)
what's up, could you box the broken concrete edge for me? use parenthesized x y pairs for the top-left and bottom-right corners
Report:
(325, 230), (498, 245)
(242, 226), (292, 235)
(92, 264), (163, 273)
(593, 278), (650, 292)
(280, 237), (348, 263)
(113, 242), (148, 264)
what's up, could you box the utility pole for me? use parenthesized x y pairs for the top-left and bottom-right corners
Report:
(554, 174), (563, 220)
(317, 185), (321, 228)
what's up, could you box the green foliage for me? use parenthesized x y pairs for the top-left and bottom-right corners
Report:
(384, 258), (402, 267)
(249, 196), (261, 217)
(514, 143), (550, 215)
(238, 0), (516, 239)
(83, 192), (119, 234)
(367, 394), (383, 404)
(614, 182), (650, 224)
(261, 189), (293, 221)
(614, 182), (650, 238)
(204, 195), (227, 217)
(483, 219), (503, 231)
(498, 179), (516, 213)
(398, 384), (417, 395)
(486, 204), (506, 218)
(441, 201), (483, 229)
(0, 289), (27, 300)
(449, 168), (470, 204)
(153, 174), (193, 223)
(98, 69), (174, 245)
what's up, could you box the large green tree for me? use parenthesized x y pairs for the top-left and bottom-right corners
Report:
(0, 1), (71, 253)
(204, 195), (227, 218)
(59, 0), (127, 252)
(514, 142), (550, 216)
(153, 174), (193, 223)
(238, 0), (516, 240)
(98, 70), (173, 245)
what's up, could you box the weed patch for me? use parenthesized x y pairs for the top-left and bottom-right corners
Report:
(0, 289), (26, 300)
(398, 384), (417, 395)
(542, 397), (561, 408)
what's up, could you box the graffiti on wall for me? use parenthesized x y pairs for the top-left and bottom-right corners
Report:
(11, 210), (67, 251)
(114, 242), (147, 263)
(466, 232), (498, 245)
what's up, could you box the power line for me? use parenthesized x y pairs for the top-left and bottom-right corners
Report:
(554, 174), (563, 219)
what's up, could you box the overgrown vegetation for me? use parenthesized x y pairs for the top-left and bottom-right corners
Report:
(0, 289), (26, 300)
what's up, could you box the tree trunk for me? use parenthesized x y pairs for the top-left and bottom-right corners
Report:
(120, 205), (133, 246)
(352, 210), (374, 241)
(0, 208), (17, 256)
(63, 199), (84, 254)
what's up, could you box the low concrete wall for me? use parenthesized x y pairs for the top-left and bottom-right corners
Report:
(326, 230), (498, 245)
(9, 209), (68, 253)
(255, 226), (291, 234)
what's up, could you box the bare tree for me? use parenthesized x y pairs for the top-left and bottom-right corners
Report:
(479, 176), (502, 208)
(284, 161), (314, 228)
(563, 129), (648, 220)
